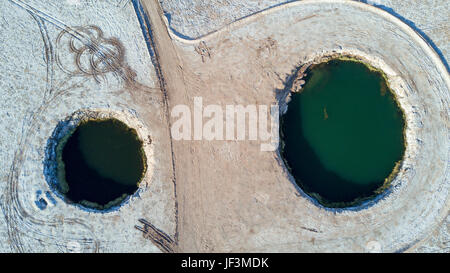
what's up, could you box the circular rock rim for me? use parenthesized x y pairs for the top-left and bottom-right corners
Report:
(43, 109), (153, 212)
(279, 54), (408, 208)
(276, 49), (420, 212)
(167, 0), (450, 252)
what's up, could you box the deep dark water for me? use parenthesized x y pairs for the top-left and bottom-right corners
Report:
(280, 59), (405, 207)
(59, 119), (146, 209)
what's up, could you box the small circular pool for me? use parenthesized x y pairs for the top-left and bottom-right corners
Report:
(280, 59), (406, 207)
(55, 118), (147, 210)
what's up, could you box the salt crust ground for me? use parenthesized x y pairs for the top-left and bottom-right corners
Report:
(0, 0), (448, 252)
(0, 0), (176, 252)
(160, 0), (449, 66)
(151, 0), (449, 252)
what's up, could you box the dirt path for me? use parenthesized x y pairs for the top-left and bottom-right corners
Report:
(140, 0), (203, 251)
(138, 0), (449, 253)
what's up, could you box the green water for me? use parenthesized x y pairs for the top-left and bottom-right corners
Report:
(59, 119), (146, 209)
(280, 59), (405, 207)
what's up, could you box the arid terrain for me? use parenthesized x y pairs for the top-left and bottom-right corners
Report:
(0, 0), (448, 252)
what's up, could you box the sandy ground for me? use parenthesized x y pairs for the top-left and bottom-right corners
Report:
(159, 0), (449, 64)
(0, 0), (176, 252)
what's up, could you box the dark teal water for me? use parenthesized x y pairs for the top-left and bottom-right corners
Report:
(60, 119), (146, 208)
(280, 59), (405, 207)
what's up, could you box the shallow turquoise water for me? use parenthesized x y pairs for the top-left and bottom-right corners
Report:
(280, 59), (405, 207)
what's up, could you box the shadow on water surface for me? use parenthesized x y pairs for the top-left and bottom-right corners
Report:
(280, 95), (386, 208)
(43, 119), (146, 212)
